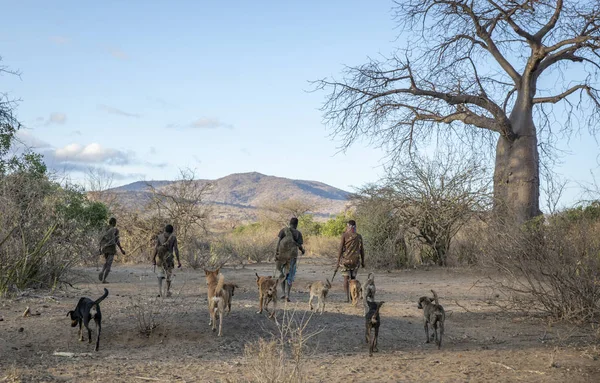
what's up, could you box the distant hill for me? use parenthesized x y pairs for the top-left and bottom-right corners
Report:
(106, 172), (351, 223)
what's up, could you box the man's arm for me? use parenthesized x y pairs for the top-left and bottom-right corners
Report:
(115, 229), (126, 255)
(275, 229), (284, 256)
(297, 231), (305, 254)
(359, 235), (365, 268)
(152, 236), (158, 264)
(336, 233), (345, 268)
(173, 237), (181, 267)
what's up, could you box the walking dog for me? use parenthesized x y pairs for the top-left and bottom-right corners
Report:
(349, 279), (362, 307)
(210, 274), (233, 336)
(204, 268), (220, 326)
(417, 289), (445, 349)
(255, 273), (279, 318)
(223, 283), (239, 314)
(365, 300), (384, 357)
(67, 288), (108, 351)
(307, 279), (331, 314)
(363, 272), (376, 315)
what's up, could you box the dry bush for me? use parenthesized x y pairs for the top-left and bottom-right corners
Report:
(304, 236), (339, 258)
(182, 238), (212, 270)
(130, 297), (160, 337)
(223, 225), (278, 264)
(0, 173), (107, 295)
(243, 308), (320, 383)
(482, 214), (600, 322)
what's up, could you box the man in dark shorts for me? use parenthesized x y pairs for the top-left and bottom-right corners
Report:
(275, 217), (305, 302)
(98, 217), (126, 284)
(336, 220), (365, 303)
(152, 224), (182, 297)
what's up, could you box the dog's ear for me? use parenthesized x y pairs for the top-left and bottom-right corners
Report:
(216, 267), (220, 274)
(255, 272), (260, 280)
(231, 285), (235, 296)
(204, 269), (210, 275)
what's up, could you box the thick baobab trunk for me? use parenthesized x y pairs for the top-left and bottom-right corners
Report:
(494, 96), (541, 223)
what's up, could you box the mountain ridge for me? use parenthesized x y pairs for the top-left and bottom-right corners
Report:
(105, 172), (351, 222)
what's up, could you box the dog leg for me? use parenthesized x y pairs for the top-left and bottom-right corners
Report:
(433, 321), (439, 346)
(257, 295), (263, 314)
(95, 315), (101, 352)
(218, 308), (223, 337)
(424, 319), (430, 344)
(321, 295), (326, 314)
(308, 294), (314, 311)
(438, 321), (444, 349)
(365, 325), (370, 344)
(87, 324), (92, 344)
(78, 320), (84, 342)
(369, 331), (375, 357)
(373, 326), (379, 353)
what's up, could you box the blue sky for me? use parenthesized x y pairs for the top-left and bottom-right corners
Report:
(1, 0), (598, 208)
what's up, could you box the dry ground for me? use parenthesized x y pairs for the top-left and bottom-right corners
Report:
(1, 258), (599, 382)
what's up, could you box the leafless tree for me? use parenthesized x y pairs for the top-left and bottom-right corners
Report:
(146, 168), (213, 250)
(85, 167), (119, 211)
(316, 0), (600, 224)
(260, 199), (317, 226)
(356, 148), (492, 266)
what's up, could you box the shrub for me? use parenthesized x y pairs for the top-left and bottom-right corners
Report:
(483, 213), (600, 322)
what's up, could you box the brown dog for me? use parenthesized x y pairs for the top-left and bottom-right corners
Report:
(223, 283), (239, 314)
(204, 268), (220, 327)
(255, 273), (279, 318)
(211, 274), (232, 336)
(307, 279), (331, 314)
(349, 279), (362, 307)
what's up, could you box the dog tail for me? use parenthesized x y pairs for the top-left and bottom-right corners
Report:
(367, 272), (374, 281)
(215, 273), (225, 296)
(431, 289), (439, 305)
(93, 288), (109, 307)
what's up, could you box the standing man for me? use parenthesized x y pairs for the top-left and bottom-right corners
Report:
(275, 217), (305, 302)
(98, 217), (126, 284)
(152, 224), (181, 297)
(336, 220), (365, 303)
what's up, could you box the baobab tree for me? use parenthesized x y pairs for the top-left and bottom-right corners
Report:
(317, 0), (600, 223)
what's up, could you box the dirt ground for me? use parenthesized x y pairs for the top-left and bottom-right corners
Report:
(1, 258), (599, 382)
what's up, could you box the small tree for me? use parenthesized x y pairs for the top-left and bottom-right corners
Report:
(146, 168), (212, 250)
(260, 199), (317, 227)
(357, 149), (491, 266)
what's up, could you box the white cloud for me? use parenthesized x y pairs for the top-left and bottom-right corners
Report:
(54, 142), (132, 165)
(190, 118), (233, 129)
(98, 104), (140, 118)
(16, 131), (52, 149)
(167, 118), (234, 130)
(47, 112), (67, 125)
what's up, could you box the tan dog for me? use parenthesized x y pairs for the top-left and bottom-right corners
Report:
(307, 279), (331, 314)
(349, 279), (363, 307)
(210, 274), (232, 336)
(255, 273), (279, 318)
(204, 268), (220, 326)
(223, 283), (238, 314)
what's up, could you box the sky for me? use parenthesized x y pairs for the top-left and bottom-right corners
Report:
(1, 0), (598, 209)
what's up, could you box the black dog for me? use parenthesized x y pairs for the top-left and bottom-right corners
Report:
(365, 300), (384, 357)
(67, 288), (108, 351)
(417, 289), (445, 349)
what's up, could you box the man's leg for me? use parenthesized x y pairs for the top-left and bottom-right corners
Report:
(285, 258), (297, 302)
(101, 254), (114, 283)
(343, 275), (350, 303)
(165, 259), (174, 297)
(157, 258), (165, 297)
